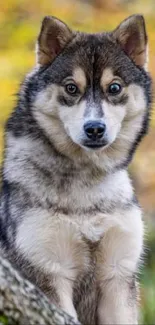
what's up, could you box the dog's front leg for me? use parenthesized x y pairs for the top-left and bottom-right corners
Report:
(96, 207), (143, 324)
(16, 214), (90, 322)
(54, 277), (78, 321)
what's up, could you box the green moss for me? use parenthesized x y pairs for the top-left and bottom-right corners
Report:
(0, 315), (9, 325)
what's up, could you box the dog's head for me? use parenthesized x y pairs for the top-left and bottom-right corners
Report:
(29, 15), (152, 171)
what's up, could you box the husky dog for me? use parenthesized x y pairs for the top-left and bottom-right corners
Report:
(0, 14), (152, 324)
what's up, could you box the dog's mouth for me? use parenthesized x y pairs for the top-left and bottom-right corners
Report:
(82, 141), (108, 150)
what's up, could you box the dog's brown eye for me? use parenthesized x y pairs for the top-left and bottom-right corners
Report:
(65, 83), (78, 95)
(108, 83), (122, 95)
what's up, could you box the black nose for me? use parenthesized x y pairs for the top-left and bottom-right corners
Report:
(84, 121), (106, 140)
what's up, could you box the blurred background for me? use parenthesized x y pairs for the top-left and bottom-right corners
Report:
(0, 0), (155, 323)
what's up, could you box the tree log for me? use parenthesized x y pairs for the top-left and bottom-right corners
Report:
(0, 255), (81, 325)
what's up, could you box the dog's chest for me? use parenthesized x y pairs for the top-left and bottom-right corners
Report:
(45, 170), (130, 242)
(52, 180), (108, 242)
(64, 214), (105, 243)
(16, 208), (106, 280)
(54, 214), (105, 243)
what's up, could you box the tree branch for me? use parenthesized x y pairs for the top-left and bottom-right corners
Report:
(0, 255), (81, 325)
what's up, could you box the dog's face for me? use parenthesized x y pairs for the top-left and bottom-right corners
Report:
(30, 15), (151, 169)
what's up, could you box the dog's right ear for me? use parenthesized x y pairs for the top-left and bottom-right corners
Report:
(36, 16), (73, 65)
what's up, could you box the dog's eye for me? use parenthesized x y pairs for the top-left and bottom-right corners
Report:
(65, 83), (78, 95)
(108, 83), (122, 95)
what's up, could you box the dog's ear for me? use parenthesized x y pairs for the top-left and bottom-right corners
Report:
(36, 16), (73, 65)
(112, 15), (148, 69)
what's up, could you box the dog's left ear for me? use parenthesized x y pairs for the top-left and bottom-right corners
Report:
(36, 16), (73, 65)
(112, 15), (148, 69)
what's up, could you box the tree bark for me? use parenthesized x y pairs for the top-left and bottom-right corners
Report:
(0, 255), (81, 325)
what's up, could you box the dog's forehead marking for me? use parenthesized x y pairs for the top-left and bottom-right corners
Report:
(100, 68), (115, 88)
(73, 67), (87, 91)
